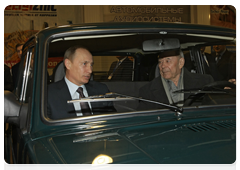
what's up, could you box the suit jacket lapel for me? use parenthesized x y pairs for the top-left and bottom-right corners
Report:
(217, 50), (229, 68)
(152, 69), (192, 105)
(183, 68), (202, 99)
(56, 79), (75, 113)
(150, 77), (169, 104)
(184, 68), (196, 89)
(85, 81), (99, 110)
(85, 81), (108, 114)
(85, 81), (95, 96)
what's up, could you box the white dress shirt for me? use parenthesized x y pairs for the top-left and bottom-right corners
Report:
(65, 76), (92, 116)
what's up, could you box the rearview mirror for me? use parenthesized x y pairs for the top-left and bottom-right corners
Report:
(142, 38), (180, 52)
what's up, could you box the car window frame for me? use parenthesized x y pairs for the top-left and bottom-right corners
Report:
(20, 47), (34, 102)
(41, 28), (236, 126)
(16, 38), (36, 104)
(42, 29), (151, 125)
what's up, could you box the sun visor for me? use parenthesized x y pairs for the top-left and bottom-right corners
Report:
(142, 38), (180, 51)
(142, 38), (181, 58)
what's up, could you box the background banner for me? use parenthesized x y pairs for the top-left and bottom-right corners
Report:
(4, 5), (81, 68)
(103, 5), (191, 23)
(4, 5), (59, 68)
(4, 5), (236, 68)
(210, 5), (236, 30)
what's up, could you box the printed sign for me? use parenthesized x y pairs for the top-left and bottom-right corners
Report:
(48, 57), (64, 69)
(4, 5), (58, 67)
(210, 5), (236, 30)
(103, 5), (190, 23)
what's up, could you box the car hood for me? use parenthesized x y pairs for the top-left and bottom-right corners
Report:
(27, 119), (236, 164)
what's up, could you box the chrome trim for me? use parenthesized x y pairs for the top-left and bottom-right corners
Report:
(186, 33), (235, 40)
(20, 51), (32, 102)
(45, 104), (235, 125)
(68, 97), (134, 103)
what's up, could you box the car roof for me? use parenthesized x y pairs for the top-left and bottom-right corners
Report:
(32, 22), (235, 57)
(39, 22), (236, 36)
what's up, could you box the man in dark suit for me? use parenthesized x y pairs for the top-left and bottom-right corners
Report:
(197, 46), (215, 75)
(107, 56), (133, 81)
(209, 45), (236, 81)
(183, 47), (213, 75)
(228, 52), (238, 81)
(5, 44), (22, 161)
(137, 49), (214, 110)
(47, 46), (116, 120)
(12, 44), (23, 89)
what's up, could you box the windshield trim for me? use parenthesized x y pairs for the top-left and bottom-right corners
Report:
(41, 27), (236, 126)
(42, 103), (235, 126)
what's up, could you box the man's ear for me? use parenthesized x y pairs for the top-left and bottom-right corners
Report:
(179, 57), (185, 69)
(64, 59), (72, 70)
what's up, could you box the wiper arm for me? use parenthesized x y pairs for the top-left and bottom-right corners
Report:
(67, 92), (183, 115)
(79, 93), (113, 99)
(110, 93), (183, 114)
(67, 94), (134, 103)
(173, 90), (226, 94)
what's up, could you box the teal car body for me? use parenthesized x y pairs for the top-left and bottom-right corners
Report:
(4, 22), (236, 164)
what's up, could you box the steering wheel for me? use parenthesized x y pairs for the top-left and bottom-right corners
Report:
(202, 81), (236, 91)
(184, 81), (236, 106)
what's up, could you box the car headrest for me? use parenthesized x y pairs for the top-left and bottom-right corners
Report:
(53, 61), (93, 82)
(53, 62), (65, 82)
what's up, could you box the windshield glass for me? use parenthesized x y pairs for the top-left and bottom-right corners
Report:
(45, 31), (236, 121)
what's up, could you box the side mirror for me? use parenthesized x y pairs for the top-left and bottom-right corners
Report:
(4, 90), (21, 126)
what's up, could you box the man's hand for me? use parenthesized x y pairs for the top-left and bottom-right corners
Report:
(224, 79), (236, 89)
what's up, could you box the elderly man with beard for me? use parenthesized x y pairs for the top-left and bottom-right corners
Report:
(137, 49), (214, 110)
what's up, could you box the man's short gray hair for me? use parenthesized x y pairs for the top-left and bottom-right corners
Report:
(64, 45), (89, 62)
(179, 50), (184, 59)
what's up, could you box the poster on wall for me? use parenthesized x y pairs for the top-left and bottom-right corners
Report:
(4, 30), (38, 68)
(210, 5), (236, 30)
(103, 5), (190, 23)
(4, 5), (58, 68)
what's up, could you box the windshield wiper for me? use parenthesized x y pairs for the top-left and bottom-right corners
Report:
(173, 90), (227, 94)
(67, 92), (183, 115)
(111, 93), (182, 113)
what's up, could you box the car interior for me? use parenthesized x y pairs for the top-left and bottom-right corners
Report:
(45, 32), (236, 116)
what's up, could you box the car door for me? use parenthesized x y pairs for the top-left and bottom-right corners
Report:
(4, 38), (36, 164)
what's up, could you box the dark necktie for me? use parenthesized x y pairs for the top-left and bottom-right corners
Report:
(76, 87), (91, 116)
(215, 54), (221, 64)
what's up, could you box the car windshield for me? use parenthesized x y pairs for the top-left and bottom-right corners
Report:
(44, 28), (236, 122)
